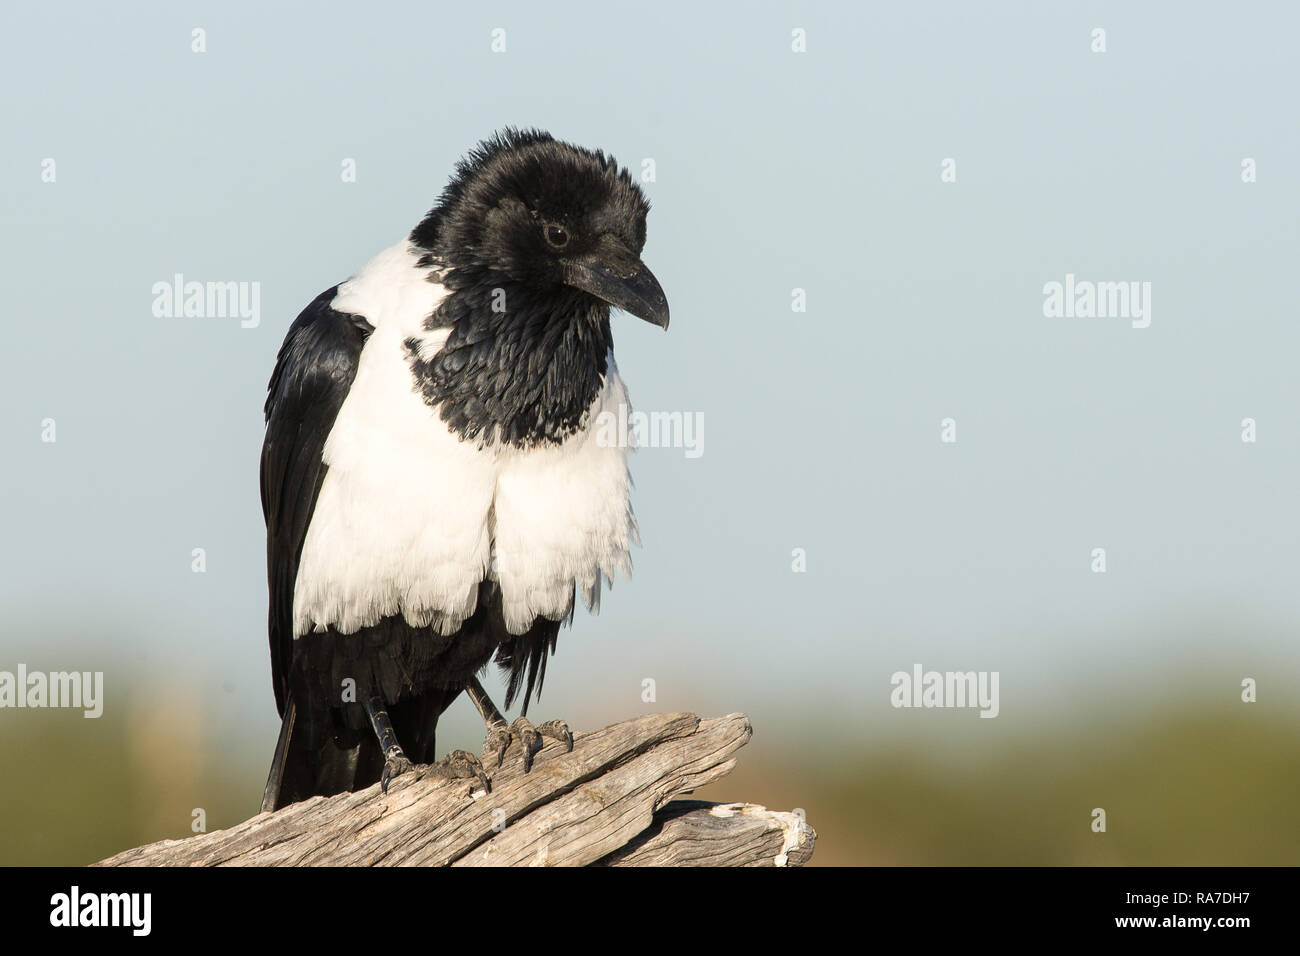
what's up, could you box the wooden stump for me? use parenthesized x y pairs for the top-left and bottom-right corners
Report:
(96, 712), (815, 867)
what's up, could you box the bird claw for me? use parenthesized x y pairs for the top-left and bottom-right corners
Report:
(483, 716), (573, 774)
(380, 753), (413, 793)
(514, 716), (543, 773)
(535, 719), (575, 754)
(423, 748), (491, 793)
(485, 725), (512, 769)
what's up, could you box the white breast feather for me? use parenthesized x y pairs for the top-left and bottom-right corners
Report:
(493, 365), (637, 633)
(292, 240), (637, 640)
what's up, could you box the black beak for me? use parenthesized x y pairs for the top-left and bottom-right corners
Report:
(565, 238), (670, 329)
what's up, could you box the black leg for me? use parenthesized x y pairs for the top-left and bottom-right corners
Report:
(465, 678), (573, 773)
(363, 696), (412, 793)
(466, 678), (511, 766)
(366, 693), (489, 795)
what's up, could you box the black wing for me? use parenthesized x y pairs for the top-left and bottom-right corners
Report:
(260, 286), (372, 715)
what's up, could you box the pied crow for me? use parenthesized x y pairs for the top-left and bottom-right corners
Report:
(260, 129), (668, 811)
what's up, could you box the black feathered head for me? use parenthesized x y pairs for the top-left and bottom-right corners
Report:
(404, 130), (669, 448)
(411, 128), (668, 329)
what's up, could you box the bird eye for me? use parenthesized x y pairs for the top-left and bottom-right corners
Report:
(544, 224), (570, 249)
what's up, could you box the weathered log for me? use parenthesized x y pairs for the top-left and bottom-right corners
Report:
(95, 712), (815, 867)
(597, 800), (815, 867)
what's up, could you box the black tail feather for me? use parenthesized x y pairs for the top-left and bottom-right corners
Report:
(262, 698), (374, 811)
(495, 624), (560, 715)
(262, 688), (463, 811)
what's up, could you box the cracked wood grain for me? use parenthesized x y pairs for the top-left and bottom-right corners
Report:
(95, 712), (814, 867)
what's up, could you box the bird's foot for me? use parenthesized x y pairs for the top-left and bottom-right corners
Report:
(485, 716), (574, 773)
(380, 752), (413, 793)
(422, 748), (491, 793)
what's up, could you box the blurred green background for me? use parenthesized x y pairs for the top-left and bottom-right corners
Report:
(2, 626), (1296, 865)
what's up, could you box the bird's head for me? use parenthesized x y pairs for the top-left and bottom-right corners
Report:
(411, 128), (669, 329)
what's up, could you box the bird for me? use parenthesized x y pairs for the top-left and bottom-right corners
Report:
(259, 128), (668, 811)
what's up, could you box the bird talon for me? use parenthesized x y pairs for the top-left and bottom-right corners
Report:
(483, 727), (511, 768)
(381, 753), (413, 793)
(536, 719), (574, 752)
(511, 716), (545, 773)
(426, 748), (490, 792)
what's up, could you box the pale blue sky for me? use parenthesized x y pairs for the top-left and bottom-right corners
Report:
(2, 2), (1297, 764)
